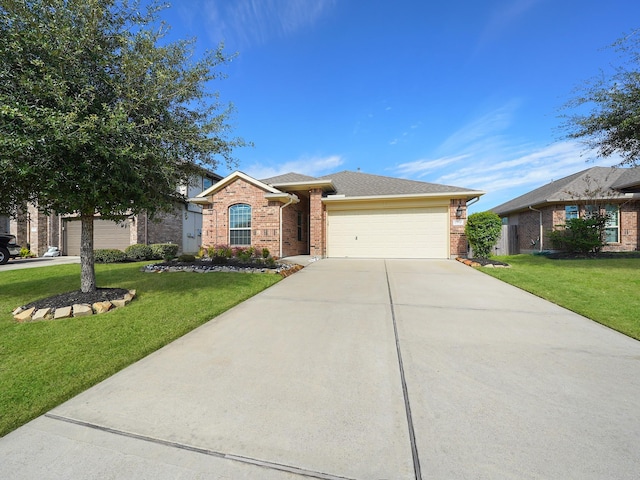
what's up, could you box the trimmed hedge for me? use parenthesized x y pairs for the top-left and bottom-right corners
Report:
(94, 249), (128, 263)
(151, 243), (178, 260)
(125, 243), (153, 261)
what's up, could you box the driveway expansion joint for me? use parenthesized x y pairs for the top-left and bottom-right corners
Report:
(44, 413), (357, 480)
(384, 260), (422, 480)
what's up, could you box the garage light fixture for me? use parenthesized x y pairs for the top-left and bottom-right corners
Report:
(456, 205), (464, 218)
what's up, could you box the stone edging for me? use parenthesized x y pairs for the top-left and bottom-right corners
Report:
(455, 257), (511, 268)
(12, 290), (137, 323)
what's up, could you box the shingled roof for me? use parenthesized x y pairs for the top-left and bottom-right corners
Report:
(263, 170), (481, 198)
(492, 167), (638, 215)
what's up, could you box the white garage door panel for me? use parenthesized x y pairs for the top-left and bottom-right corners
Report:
(328, 207), (448, 258)
(64, 219), (130, 255)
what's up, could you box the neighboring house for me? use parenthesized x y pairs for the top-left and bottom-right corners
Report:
(491, 166), (640, 254)
(9, 170), (221, 256)
(190, 170), (484, 259)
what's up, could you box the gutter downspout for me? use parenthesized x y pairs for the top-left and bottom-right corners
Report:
(466, 196), (480, 208)
(528, 206), (543, 252)
(279, 194), (300, 258)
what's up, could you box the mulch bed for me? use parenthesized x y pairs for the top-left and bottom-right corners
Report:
(21, 288), (130, 311)
(467, 258), (510, 267)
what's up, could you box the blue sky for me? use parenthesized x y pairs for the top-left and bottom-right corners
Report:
(157, 0), (639, 211)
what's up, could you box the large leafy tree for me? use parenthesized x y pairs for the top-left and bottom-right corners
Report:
(0, 0), (247, 292)
(563, 30), (640, 165)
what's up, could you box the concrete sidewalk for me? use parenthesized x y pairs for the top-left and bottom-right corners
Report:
(1, 259), (639, 479)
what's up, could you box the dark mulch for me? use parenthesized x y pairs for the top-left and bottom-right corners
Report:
(153, 258), (278, 269)
(468, 257), (510, 267)
(545, 251), (640, 260)
(22, 288), (130, 311)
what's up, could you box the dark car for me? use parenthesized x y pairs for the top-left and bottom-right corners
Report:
(0, 234), (21, 264)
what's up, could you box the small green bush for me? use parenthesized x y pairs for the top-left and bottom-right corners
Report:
(94, 249), (127, 263)
(19, 247), (34, 258)
(548, 216), (607, 255)
(151, 243), (178, 260)
(465, 211), (502, 258)
(177, 253), (196, 262)
(208, 244), (232, 258)
(125, 243), (153, 261)
(261, 248), (270, 259)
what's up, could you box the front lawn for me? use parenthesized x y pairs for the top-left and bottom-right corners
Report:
(0, 262), (281, 437)
(480, 254), (640, 341)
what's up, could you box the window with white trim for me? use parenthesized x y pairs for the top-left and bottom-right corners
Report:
(565, 205), (578, 221)
(604, 204), (619, 243)
(229, 204), (251, 246)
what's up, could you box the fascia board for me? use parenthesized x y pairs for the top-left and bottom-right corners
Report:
(322, 191), (485, 203)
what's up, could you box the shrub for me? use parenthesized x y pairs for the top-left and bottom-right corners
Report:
(465, 211), (502, 258)
(208, 244), (232, 259)
(548, 216), (607, 255)
(94, 249), (127, 263)
(19, 247), (34, 258)
(151, 243), (178, 260)
(125, 243), (153, 261)
(261, 248), (270, 259)
(177, 253), (196, 262)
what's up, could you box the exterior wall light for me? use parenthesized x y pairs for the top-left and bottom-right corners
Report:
(456, 205), (464, 218)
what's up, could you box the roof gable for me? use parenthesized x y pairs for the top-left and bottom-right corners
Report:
(196, 171), (282, 198)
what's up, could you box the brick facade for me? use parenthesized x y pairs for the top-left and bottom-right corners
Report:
(201, 178), (310, 258)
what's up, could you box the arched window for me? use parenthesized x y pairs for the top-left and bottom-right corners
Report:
(229, 204), (251, 245)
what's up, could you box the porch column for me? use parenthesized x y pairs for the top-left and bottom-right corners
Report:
(309, 188), (325, 257)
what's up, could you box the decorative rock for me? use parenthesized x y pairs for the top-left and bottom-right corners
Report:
(12, 306), (24, 316)
(54, 306), (73, 320)
(129, 290), (136, 297)
(14, 307), (35, 322)
(32, 308), (52, 321)
(93, 301), (112, 314)
(72, 304), (93, 317)
(484, 264), (495, 268)
(111, 299), (127, 308)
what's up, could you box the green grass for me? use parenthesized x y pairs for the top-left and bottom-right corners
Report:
(481, 254), (640, 341)
(0, 263), (281, 436)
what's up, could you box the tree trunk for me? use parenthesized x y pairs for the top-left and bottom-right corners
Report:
(80, 213), (96, 293)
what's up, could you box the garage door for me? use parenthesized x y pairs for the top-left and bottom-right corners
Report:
(64, 218), (130, 255)
(327, 206), (449, 258)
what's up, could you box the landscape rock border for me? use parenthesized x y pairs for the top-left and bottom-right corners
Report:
(12, 290), (136, 323)
(455, 257), (511, 268)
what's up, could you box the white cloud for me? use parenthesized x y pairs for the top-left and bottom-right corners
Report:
(476, 0), (545, 50)
(395, 154), (471, 177)
(392, 99), (622, 211)
(202, 0), (336, 48)
(244, 154), (344, 179)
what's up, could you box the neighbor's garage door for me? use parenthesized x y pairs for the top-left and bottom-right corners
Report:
(64, 218), (130, 255)
(327, 206), (449, 258)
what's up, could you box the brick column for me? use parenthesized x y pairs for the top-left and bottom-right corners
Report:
(309, 188), (325, 257)
(450, 199), (468, 258)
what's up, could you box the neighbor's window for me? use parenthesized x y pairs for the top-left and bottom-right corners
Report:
(604, 204), (619, 243)
(565, 205), (578, 220)
(229, 204), (251, 245)
(203, 177), (213, 190)
(584, 204), (598, 219)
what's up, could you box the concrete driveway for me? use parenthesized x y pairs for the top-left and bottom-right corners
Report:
(1, 259), (639, 479)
